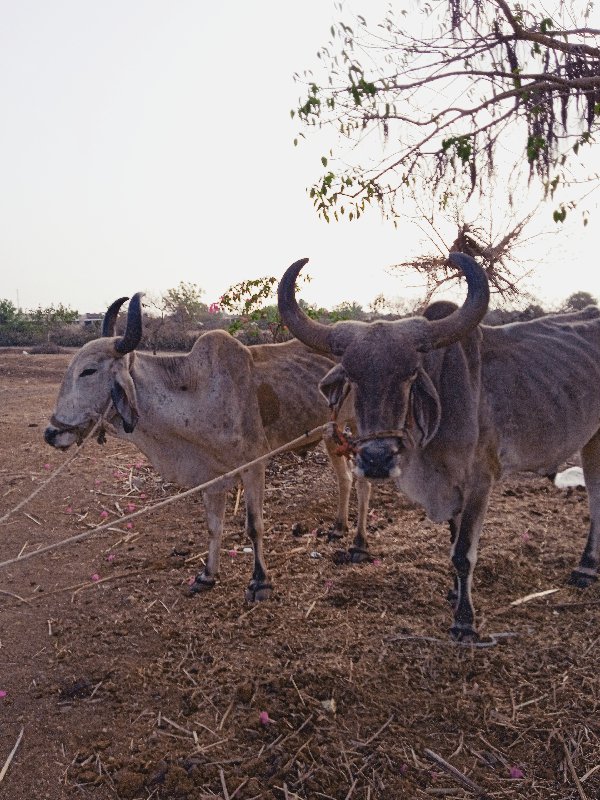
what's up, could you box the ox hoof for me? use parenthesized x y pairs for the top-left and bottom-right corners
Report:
(331, 548), (373, 565)
(245, 581), (273, 603)
(568, 570), (598, 589)
(188, 575), (216, 595)
(450, 623), (479, 643)
(348, 546), (374, 564)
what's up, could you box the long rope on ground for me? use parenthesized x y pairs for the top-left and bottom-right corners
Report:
(0, 402), (113, 525)
(0, 424), (326, 571)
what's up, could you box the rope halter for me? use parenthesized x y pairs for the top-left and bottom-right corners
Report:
(324, 417), (414, 460)
(49, 402), (114, 446)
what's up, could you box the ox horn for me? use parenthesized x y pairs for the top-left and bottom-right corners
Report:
(277, 258), (333, 354)
(102, 296), (129, 337)
(114, 292), (145, 355)
(421, 252), (490, 351)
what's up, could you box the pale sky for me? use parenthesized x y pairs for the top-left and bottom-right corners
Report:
(1, 0), (599, 315)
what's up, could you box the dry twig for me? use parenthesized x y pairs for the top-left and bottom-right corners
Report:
(0, 727), (24, 784)
(561, 737), (589, 800)
(424, 749), (488, 798)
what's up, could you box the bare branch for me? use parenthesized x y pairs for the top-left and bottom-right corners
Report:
(293, 0), (600, 246)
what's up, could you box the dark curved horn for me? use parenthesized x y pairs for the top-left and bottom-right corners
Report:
(420, 252), (489, 351)
(102, 297), (129, 337)
(114, 292), (144, 354)
(277, 258), (333, 354)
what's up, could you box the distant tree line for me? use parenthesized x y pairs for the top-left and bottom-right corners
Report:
(0, 299), (81, 349)
(0, 283), (596, 353)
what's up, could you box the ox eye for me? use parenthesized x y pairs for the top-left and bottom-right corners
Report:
(79, 368), (97, 377)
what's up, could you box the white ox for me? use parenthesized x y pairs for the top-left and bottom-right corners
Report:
(44, 294), (370, 600)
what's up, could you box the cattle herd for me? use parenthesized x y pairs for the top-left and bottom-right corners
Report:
(44, 252), (600, 641)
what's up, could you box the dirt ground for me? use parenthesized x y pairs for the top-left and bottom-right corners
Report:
(0, 349), (599, 800)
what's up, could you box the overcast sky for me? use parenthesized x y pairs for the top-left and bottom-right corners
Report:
(1, 0), (599, 315)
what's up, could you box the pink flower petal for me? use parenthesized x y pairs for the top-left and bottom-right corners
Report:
(65, 506), (73, 514)
(228, 549), (237, 558)
(91, 573), (100, 582)
(126, 503), (136, 513)
(372, 558), (382, 566)
(509, 767), (524, 779)
(259, 711), (272, 725)
(139, 493), (147, 500)
(126, 522), (133, 530)
(187, 576), (196, 586)
(0, 690), (7, 698)
(44, 463), (51, 470)
(106, 554), (115, 562)
(100, 510), (108, 518)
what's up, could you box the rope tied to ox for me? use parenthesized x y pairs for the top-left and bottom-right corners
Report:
(324, 420), (413, 459)
(324, 383), (414, 458)
(0, 424), (327, 571)
(0, 402), (113, 526)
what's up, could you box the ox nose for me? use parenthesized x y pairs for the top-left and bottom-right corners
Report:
(44, 426), (59, 446)
(356, 441), (399, 480)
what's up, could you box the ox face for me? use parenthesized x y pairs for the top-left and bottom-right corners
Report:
(44, 294), (143, 449)
(44, 341), (138, 449)
(351, 368), (413, 479)
(319, 336), (441, 480)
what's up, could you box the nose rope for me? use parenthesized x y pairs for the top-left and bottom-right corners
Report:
(49, 416), (81, 432)
(50, 404), (115, 445)
(326, 423), (411, 458)
(0, 402), (113, 525)
(326, 408), (412, 460)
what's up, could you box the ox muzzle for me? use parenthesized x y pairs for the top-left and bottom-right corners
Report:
(328, 423), (408, 481)
(44, 415), (98, 449)
(44, 423), (83, 450)
(354, 436), (404, 481)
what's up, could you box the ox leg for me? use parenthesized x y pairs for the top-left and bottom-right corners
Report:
(323, 437), (373, 562)
(348, 476), (373, 562)
(323, 439), (352, 540)
(243, 464), (272, 603)
(570, 434), (600, 587)
(449, 478), (492, 641)
(446, 517), (460, 605)
(189, 490), (227, 594)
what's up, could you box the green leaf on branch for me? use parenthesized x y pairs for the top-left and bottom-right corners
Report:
(553, 206), (567, 223)
(527, 135), (546, 162)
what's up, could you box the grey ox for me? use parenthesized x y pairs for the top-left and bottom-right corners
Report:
(278, 252), (600, 640)
(44, 294), (370, 601)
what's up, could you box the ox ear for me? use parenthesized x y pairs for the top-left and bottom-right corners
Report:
(410, 368), (441, 447)
(319, 364), (350, 414)
(110, 371), (139, 434)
